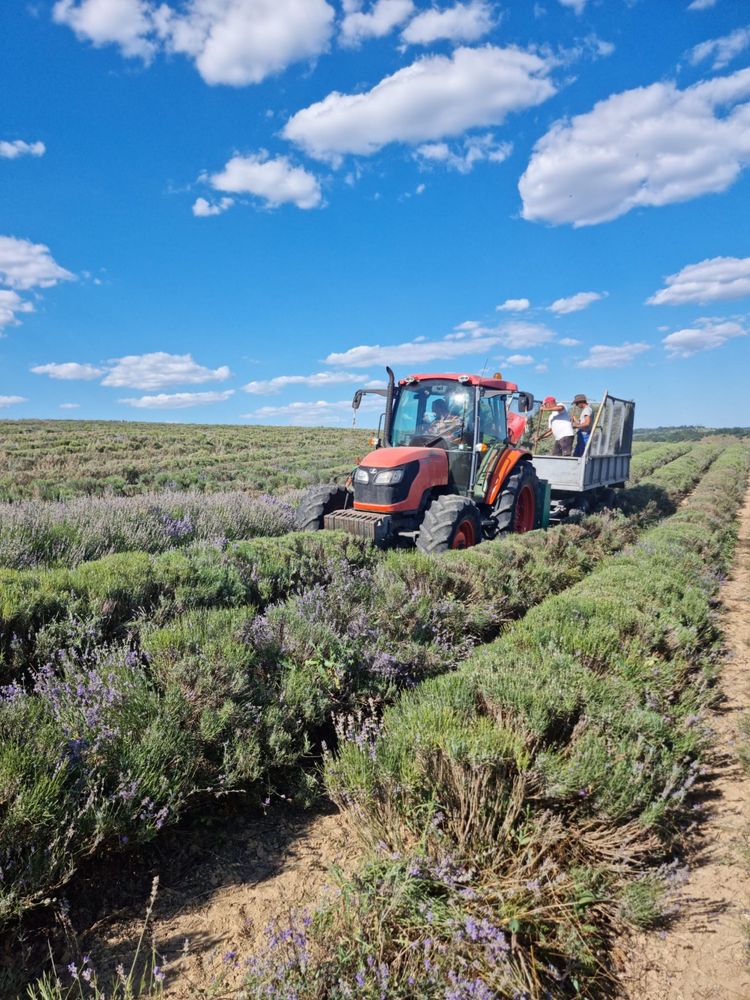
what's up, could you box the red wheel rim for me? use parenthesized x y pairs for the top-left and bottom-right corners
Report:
(514, 484), (535, 533)
(451, 518), (477, 549)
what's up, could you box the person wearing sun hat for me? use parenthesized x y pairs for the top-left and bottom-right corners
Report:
(539, 395), (575, 456)
(572, 394), (593, 456)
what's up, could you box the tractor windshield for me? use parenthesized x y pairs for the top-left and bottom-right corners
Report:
(391, 380), (476, 450)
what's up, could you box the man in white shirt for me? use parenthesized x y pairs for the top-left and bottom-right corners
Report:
(539, 396), (575, 456)
(572, 394), (593, 456)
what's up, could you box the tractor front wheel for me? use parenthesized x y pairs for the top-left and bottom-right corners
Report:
(295, 484), (349, 532)
(494, 462), (538, 534)
(416, 495), (483, 554)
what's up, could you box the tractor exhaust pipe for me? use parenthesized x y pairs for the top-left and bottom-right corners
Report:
(382, 366), (395, 446)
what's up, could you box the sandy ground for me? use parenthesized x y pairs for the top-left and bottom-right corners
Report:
(617, 477), (750, 1000)
(57, 807), (356, 998)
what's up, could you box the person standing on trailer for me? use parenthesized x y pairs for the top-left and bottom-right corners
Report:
(572, 394), (593, 456)
(539, 396), (575, 456)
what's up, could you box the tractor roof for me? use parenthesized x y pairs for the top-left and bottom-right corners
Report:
(400, 373), (519, 392)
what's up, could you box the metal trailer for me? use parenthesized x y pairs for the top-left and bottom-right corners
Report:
(528, 392), (635, 518)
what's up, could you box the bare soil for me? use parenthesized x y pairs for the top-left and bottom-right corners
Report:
(617, 477), (750, 999)
(14, 803), (355, 998)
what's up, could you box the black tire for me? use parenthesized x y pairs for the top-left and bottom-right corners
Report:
(416, 495), (483, 554)
(295, 484), (349, 532)
(494, 462), (539, 534)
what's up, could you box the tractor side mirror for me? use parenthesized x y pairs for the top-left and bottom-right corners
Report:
(518, 392), (534, 413)
(352, 389), (363, 411)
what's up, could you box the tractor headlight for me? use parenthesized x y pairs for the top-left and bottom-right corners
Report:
(354, 468), (369, 484)
(374, 468), (404, 485)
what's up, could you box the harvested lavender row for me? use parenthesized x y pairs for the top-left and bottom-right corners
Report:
(0, 491), (295, 570)
(289, 443), (749, 999)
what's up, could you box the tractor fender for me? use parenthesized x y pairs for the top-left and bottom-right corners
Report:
(484, 448), (533, 507)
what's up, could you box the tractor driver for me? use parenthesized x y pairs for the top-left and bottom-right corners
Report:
(430, 397), (469, 445)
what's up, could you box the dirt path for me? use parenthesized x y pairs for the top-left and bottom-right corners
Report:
(52, 806), (355, 999)
(617, 477), (750, 1000)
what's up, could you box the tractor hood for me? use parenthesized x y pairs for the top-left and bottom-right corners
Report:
(359, 446), (448, 469)
(354, 447), (449, 514)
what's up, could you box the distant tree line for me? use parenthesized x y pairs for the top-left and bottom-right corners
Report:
(634, 425), (750, 442)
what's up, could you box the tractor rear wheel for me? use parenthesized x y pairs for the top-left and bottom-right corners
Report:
(295, 484), (349, 532)
(416, 495), (483, 554)
(494, 462), (538, 534)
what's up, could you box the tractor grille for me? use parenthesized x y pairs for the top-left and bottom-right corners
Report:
(324, 508), (387, 540)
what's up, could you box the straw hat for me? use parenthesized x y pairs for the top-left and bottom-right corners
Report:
(572, 394), (588, 405)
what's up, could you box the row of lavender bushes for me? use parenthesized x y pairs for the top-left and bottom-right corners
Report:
(0, 492), (296, 570)
(0, 443), (723, 930)
(242, 443), (749, 999)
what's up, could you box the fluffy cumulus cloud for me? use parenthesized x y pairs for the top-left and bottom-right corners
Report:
(577, 342), (651, 368)
(663, 316), (747, 357)
(101, 352), (231, 389)
(690, 26), (750, 71)
(401, 1), (495, 46)
(688, 0), (718, 10)
(558, 0), (587, 13)
(548, 290), (605, 314)
(31, 362), (106, 380)
(120, 389), (235, 408)
(0, 289), (34, 332)
(0, 396), (27, 408)
(648, 255), (750, 306)
(504, 353), (535, 365)
(284, 45), (557, 161)
(243, 371), (365, 394)
(416, 133), (511, 173)
(243, 395), (381, 426)
(60, 402), (81, 409)
(207, 153), (322, 209)
(559, 336), (581, 346)
(519, 67), (750, 226)
(54, 0), (335, 86)
(192, 196), (234, 217)
(497, 298), (530, 312)
(341, 0), (414, 47)
(0, 140), (46, 159)
(0, 236), (75, 290)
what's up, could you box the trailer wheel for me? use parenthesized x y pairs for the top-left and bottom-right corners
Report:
(417, 495), (483, 553)
(494, 462), (538, 534)
(295, 484), (349, 532)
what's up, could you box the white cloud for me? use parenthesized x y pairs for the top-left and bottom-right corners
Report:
(497, 298), (530, 312)
(60, 402), (81, 409)
(688, 0), (718, 10)
(663, 316), (747, 357)
(341, 0), (414, 47)
(283, 45), (557, 161)
(101, 352), (232, 389)
(31, 362), (106, 380)
(0, 396), (27, 408)
(576, 342), (651, 368)
(120, 389), (235, 408)
(648, 255), (750, 306)
(558, 0), (587, 13)
(243, 371), (366, 394)
(559, 337), (581, 346)
(0, 236), (75, 290)
(534, 362), (549, 373)
(416, 133), (511, 173)
(0, 289), (34, 331)
(401, 1), (495, 46)
(548, 290), (605, 314)
(0, 140), (46, 159)
(207, 153), (322, 209)
(54, 0), (335, 86)
(689, 26), (750, 71)
(519, 67), (750, 226)
(505, 353), (534, 364)
(53, 0), (157, 59)
(192, 196), (234, 216)
(243, 396), (381, 426)
(498, 320), (555, 348)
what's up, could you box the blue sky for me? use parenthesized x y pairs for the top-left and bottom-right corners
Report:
(1, 0), (749, 428)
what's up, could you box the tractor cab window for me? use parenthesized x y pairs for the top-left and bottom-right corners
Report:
(477, 392), (508, 446)
(391, 381), (475, 451)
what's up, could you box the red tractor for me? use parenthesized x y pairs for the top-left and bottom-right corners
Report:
(296, 368), (545, 553)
